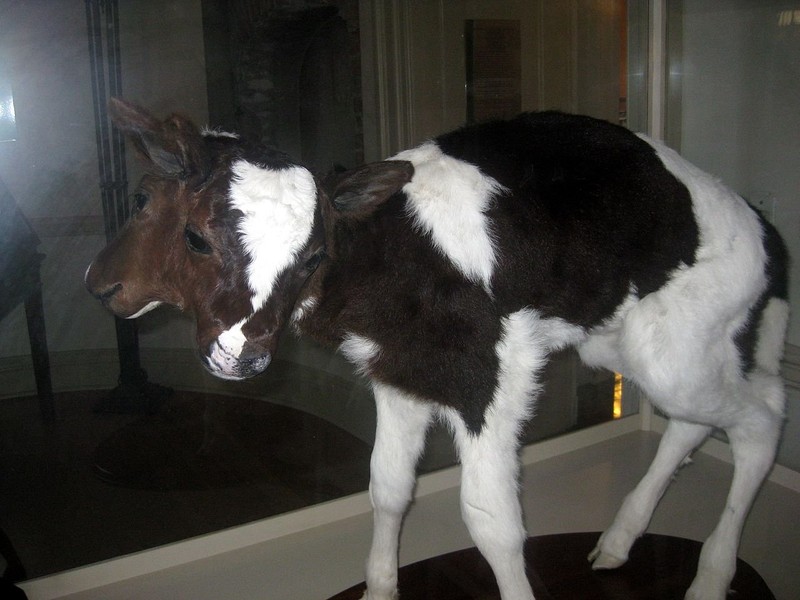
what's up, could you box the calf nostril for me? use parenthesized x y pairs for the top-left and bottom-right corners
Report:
(96, 282), (123, 302)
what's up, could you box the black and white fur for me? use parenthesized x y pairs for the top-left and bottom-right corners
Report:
(296, 113), (788, 600)
(91, 107), (790, 600)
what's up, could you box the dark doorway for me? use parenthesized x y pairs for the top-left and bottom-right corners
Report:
(201, 1), (363, 174)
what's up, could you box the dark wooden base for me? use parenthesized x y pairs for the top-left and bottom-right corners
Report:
(328, 532), (774, 600)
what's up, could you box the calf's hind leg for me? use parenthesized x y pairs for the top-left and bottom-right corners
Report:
(590, 419), (711, 569)
(362, 383), (434, 600)
(685, 401), (782, 600)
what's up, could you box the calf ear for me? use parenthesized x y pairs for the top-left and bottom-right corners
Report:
(329, 160), (414, 214)
(108, 97), (208, 180)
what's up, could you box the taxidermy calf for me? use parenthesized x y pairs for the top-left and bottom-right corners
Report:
(86, 98), (788, 600)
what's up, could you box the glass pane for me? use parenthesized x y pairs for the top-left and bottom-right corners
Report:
(0, 0), (644, 581)
(665, 0), (800, 470)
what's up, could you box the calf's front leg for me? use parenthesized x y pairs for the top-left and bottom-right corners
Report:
(453, 422), (535, 600)
(361, 383), (434, 600)
(440, 308), (548, 600)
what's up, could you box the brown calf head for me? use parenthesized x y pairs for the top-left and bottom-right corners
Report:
(85, 98), (323, 380)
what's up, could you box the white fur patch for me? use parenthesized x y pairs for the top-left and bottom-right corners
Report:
(579, 289), (639, 373)
(291, 296), (318, 324)
(229, 160), (317, 312)
(487, 309), (553, 427)
(201, 127), (239, 139)
(206, 319), (248, 379)
(339, 333), (382, 376)
(216, 319), (248, 355)
(638, 136), (766, 308)
(205, 318), (273, 380)
(534, 314), (587, 352)
(440, 308), (560, 440)
(754, 298), (790, 376)
(392, 142), (504, 293)
(597, 138), (773, 420)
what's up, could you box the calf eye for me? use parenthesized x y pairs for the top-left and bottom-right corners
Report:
(132, 191), (149, 212)
(184, 227), (212, 254)
(304, 252), (323, 272)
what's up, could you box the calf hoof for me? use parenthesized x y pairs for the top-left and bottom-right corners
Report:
(359, 589), (398, 600)
(588, 545), (628, 570)
(684, 572), (729, 600)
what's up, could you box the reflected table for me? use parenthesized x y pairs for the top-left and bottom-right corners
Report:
(327, 532), (774, 600)
(0, 177), (55, 422)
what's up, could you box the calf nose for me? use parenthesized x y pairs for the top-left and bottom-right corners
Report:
(94, 282), (123, 302)
(84, 262), (121, 301)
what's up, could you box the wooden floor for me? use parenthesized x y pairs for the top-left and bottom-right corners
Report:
(327, 533), (775, 600)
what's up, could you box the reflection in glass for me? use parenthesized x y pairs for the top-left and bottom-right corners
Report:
(0, 82), (16, 143)
(0, 0), (640, 582)
(664, 0), (800, 470)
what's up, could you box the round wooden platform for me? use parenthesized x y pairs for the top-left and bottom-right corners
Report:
(327, 532), (774, 600)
